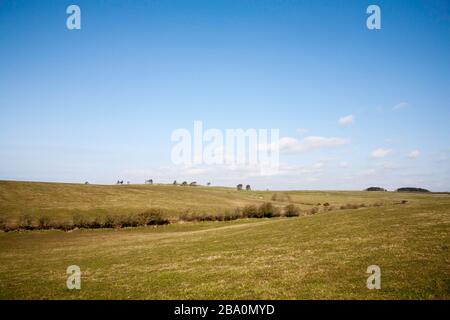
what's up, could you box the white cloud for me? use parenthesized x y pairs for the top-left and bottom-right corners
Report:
(338, 114), (355, 126)
(296, 128), (308, 134)
(371, 148), (392, 158)
(407, 150), (420, 159)
(393, 102), (409, 110)
(313, 162), (324, 169)
(339, 161), (349, 168)
(273, 136), (350, 154)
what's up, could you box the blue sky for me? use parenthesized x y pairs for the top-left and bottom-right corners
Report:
(0, 0), (449, 190)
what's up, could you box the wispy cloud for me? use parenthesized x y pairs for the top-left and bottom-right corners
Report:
(339, 161), (349, 168)
(393, 102), (409, 111)
(371, 148), (392, 158)
(269, 136), (350, 154)
(407, 150), (420, 159)
(338, 114), (355, 126)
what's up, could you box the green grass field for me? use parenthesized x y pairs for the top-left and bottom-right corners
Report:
(0, 180), (449, 299)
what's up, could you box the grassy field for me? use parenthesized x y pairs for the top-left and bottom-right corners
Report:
(0, 181), (449, 299)
(0, 180), (438, 223)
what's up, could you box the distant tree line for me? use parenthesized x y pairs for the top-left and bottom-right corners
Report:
(365, 186), (430, 193)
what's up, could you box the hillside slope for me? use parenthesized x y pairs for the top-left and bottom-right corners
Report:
(0, 180), (446, 223)
(0, 197), (449, 299)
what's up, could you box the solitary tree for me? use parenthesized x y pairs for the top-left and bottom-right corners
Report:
(246, 184), (251, 191)
(173, 180), (177, 185)
(236, 184), (243, 191)
(207, 182), (211, 186)
(181, 181), (188, 186)
(190, 181), (197, 186)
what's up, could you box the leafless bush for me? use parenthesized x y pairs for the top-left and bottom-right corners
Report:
(271, 193), (292, 202)
(180, 211), (195, 222)
(138, 209), (169, 225)
(340, 203), (359, 210)
(284, 204), (301, 217)
(242, 205), (258, 218)
(256, 202), (279, 218)
(229, 208), (243, 220)
(3, 222), (19, 232)
(19, 214), (35, 230)
(38, 216), (51, 230)
(55, 220), (74, 231)
(0, 217), (7, 231)
(102, 215), (116, 228)
(73, 214), (90, 229)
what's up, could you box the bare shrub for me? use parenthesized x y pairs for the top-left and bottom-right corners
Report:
(180, 211), (195, 222)
(38, 216), (51, 230)
(138, 209), (169, 225)
(102, 215), (116, 228)
(273, 208), (282, 217)
(73, 214), (90, 229)
(3, 222), (19, 232)
(56, 220), (74, 231)
(242, 205), (258, 218)
(258, 202), (276, 218)
(202, 214), (216, 222)
(89, 217), (103, 229)
(0, 217), (7, 231)
(19, 214), (35, 230)
(284, 204), (301, 217)
(340, 203), (358, 210)
(117, 214), (140, 228)
(271, 193), (292, 202)
(223, 212), (233, 221)
(309, 207), (319, 215)
(229, 208), (243, 220)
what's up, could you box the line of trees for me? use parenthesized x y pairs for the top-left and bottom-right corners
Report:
(365, 186), (431, 192)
